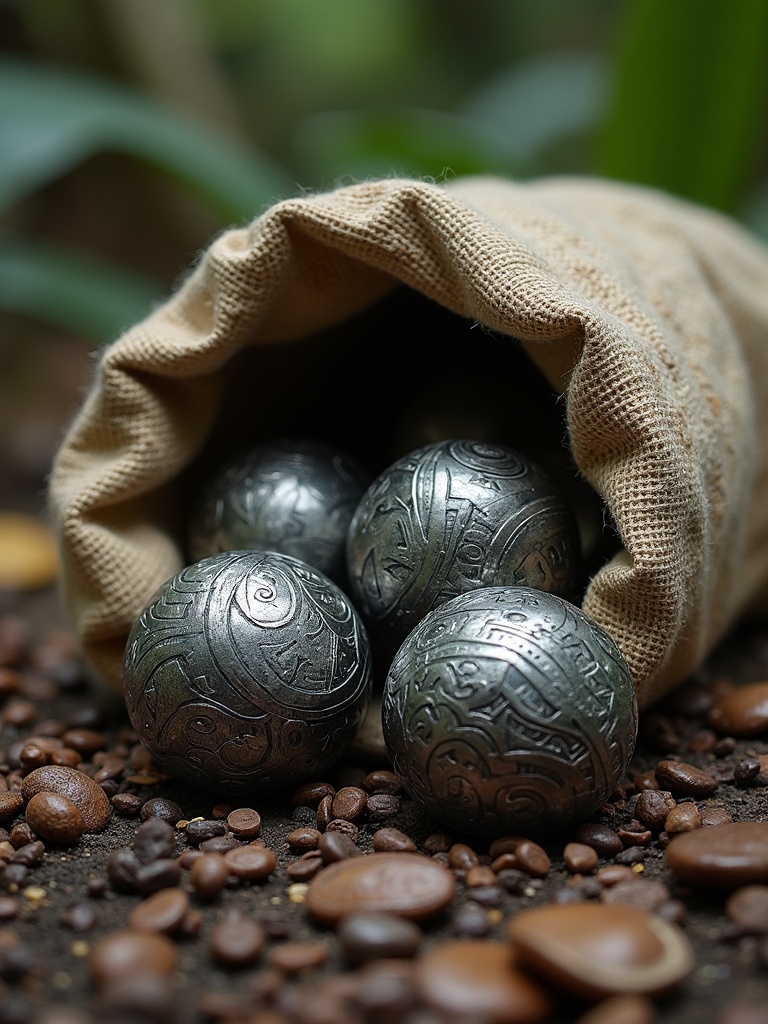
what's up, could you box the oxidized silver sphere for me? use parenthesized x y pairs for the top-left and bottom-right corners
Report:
(188, 439), (371, 585)
(382, 586), (637, 836)
(346, 440), (581, 644)
(122, 550), (372, 793)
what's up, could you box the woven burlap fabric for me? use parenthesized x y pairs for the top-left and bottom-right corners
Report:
(48, 175), (768, 707)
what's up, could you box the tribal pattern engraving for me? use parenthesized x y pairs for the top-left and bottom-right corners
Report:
(123, 551), (372, 793)
(188, 439), (371, 584)
(346, 440), (581, 642)
(382, 586), (637, 836)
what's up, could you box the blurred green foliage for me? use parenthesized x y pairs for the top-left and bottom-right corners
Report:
(1, 0), (768, 345)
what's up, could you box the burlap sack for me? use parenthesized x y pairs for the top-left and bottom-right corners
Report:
(48, 175), (768, 708)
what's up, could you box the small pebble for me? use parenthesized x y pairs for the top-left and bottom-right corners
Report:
(414, 940), (553, 1024)
(709, 681), (768, 736)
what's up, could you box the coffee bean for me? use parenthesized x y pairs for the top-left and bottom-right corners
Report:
(59, 902), (97, 932)
(569, 823), (623, 857)
(372, 827), (417, 853)
(268, 941), (328, 974)
(447, 843), (479, 872)
(362, 770), (403, 795)
(666, 822), (768, 887)
(95, 971), (176, 1024)
(325, 818), (359, 843)
(111, 793), (143, 818)
(574, 993), (658, 1024)
(287, 852), (324, 882)
(665, 802), (702, 834)
(734, 758), (761, 788)
(316, 794), (334, 831)
(11, 839), (44, 865)
(9, 822), (36, 848)
(199, 833), (240, 855)
(337, 912), (422, 966)
(318, 830), (361, 864)
(634, 790), (677, 831)
(133, 817), (176, 864)
(106, 848), (140, 891)
(306, 852), (456, 924)
(615, 846), (647, 866)
(452, 902), (492, 938)
(514, 840), (551, 878)
(223, 845), (276, 882)
(366, 793), (401, 821)
(209, 909), (266, 967)
(495, 869), (530, 895)
(61, 728), (106, 757)
(25, 791), (85, 844)
(424, 833), (452, 854)
(415, 940), (553, 1022)
(129, 887), (190, 934)
(601, 878), (671, 912)
(509, 901), (693, 999)
(616, 822), (653, 847)
(654, 759), (718, 798)
(226, 807), (261, 838)
(188, 853), (229, 901)
(699, 805), (734, 827)
(465, 866), (498, 888)
(291, 781), (335, 808)
(466, 885), (504, 907)
(331, 787), (367, 822)
(140, 797), (183, 824)
(596, 865), (636, 887)
(0, 793), (23, 822)
(286, 827), (322, 851)
(185, 819), (226, 845)
(134, 858), (182, 896)
(725, 885), (768, 934)
(709, 681), (768, 736)
(89, 930), (179, 985)
(352, 960), (415, 1018)
(563, 842), (599, 874)
(21, 765), (110, 831)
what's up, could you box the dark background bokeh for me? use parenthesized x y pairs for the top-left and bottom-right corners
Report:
(2, 0), (768, 514)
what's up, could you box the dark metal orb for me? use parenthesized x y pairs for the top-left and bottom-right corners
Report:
(381, 586), (637, 836)
(346, 439), (582, 644)
(188, 439), (371, 585)
(123, 550), (372, 793)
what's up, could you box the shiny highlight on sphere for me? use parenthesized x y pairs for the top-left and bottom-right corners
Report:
(188, 438), (371, 584)
(123, 550), (372, 793)
(346, 439), (581, 644)
(382, 586), (637, 836)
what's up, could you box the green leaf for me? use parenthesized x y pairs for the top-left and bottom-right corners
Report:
(0, 237), (165, 342)
(600, 0), (768, 212)
(0, 58), (292, 220)
(294, 108), (519, 185)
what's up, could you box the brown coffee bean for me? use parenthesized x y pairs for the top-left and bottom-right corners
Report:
(508, 902), (693, 999)
(287, 852), (324, 882)
(634, 790), (677, 831)
(199, 833), (240, 855)
(140, 797), (183, 824)
(424, 833), (452, 854)
(563, 842), (599, 874)
(569, 824), (623, 857)
(709, 681), (768, 736)
(0, 793), (23, 822)
(325, 818), (360, 843)
(337, 912), (422, 965)
(25, 791), (85, 844)
(19, 743), (48, 771)
(61, 728), (106, 757)
(59, 902), (97, 933)
(111, 793), (143, 818)
(133, 817), (176, 864)
(601, 878), (671, 912)
(366, 793), (401, 821)
(9, 821), (36, 848)
(49, 748), (82, 769)
(226, 807), (261, 838)
(654, 759), (718, 798)
(185, 819), (226, 845)
(664, 802), (702, 834)
(268, 941), (328, 974)
(465, 866), (498, 888)
(632, 771), (660, 792)
(734, 757), (761, 787)
(286, 827), (321, 851)
(414, 940), (553, 1022)
(223, 845), (276, 882)
(452, 902), (492, 938)
(316, 794), (334, 831)
(188, 853), (229, 901)
(306, 852), (456, 924)
(291, 781), (335, 808)
(107, 848), (140, 891)
(372, 828), (417, 853)
(209, 909), (266, 967)
(129, 887), (190, 934)
(726, 885), (768, 934)
(616, 822), (653, 847)
(89, 930), (179, 985)
(596, 865), (636, 887)
(2, 698), (37, 727)
(362, 770), (403, 795)
(134, 858), (182, 896)
(699, 805), (734, 827)
(331, 787), (367, 821)
(11, 839), (44, 865)
(21, 765), (110, 831)
(448, 843), (479, 872)
(514, 840), (551, 878)
(318, 830), (361, 864)
(666, 822), (768, 887)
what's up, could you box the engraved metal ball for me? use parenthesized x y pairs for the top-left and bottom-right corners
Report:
(346, 439), (582, 644)
(122, 550), (372, 793)
(188, 439), (371, 584)
(382, 586), (638, 836)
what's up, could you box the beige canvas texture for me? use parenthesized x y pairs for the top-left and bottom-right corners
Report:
(48, 175), (768, 708)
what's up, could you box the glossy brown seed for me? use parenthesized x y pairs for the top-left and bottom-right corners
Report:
(268, 941), (329, 974)
(709, 681), (768, 736)
(366, 793), (401, 820)
(188, 853), (229, 901)
(362, 770), (403, 795)
(140, 797), (183, 824)
(0, 793), (23, 822)
(291, 781), (335, 807)
(316, 794), (334, 831)
(569, 824), (623, 857)
(601, 879), (671, 913)
(514, 840), (551, 878)
(61, 728), (106, 757)
(508, 902), (693, 999)
(318, 830), (361, 863)
(448, 843), (479, 872)
(414, 940), (553, 1024)
(596, 865), (636, 888)
(664, 803), (702, 834)
(331, 787), (367, 821)
(111, 793), (143, 818)
(223, 845), (276, 881)
(372, 828), (417, 853)
(563, 843), (599, 874)
(654, 760), (717, 798)
(21, 765), (110, 831)
(226, 807), (262, 837)
(337, 912), (423, 965)
(634, 790), (677, 831)
(466, 866), (498, 888)
(25, 791), (85, 844)
(89, 930), (179, 985)
(287, 852), (324, 882)
(129, 887), (190, 934)
(725, 885), (768, 934)
(286, 826), (321, 851)
(209, 909), (266, 967)
(666, 822), (768, 887)
(306, 852), (456, 924)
